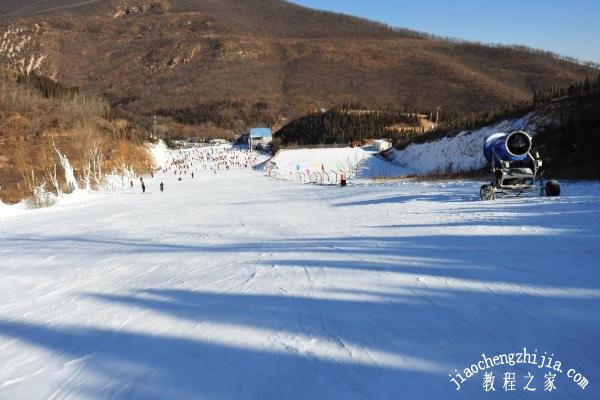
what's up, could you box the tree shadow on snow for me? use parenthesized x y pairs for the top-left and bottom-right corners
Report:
(332, 192), (475, 206)
(0, 319), (432, 400)
(1, 186), (599, 398)
(1, 278), (598, 399)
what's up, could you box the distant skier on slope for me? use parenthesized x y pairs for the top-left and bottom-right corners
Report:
(141, 181), (146, 193)
(160, 182), (164, 192)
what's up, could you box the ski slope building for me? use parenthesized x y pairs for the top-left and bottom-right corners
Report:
(249, 128), (273, 149)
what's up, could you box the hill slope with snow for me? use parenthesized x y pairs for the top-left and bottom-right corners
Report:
(389, 113), (547, 175)
(266, 145), (411, 184)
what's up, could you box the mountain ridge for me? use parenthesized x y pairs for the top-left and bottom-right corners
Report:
(0, 0), (596, 128)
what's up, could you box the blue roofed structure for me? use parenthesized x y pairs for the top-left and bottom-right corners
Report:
(249, 127), (273, 149)
(250, 128), (272, 139)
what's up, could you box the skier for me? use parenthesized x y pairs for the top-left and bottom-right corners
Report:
(141, 181), (146, 193)
(191, 172), (194, 179)
(130, 180), (133, 189)
(160, 182), (164, 192)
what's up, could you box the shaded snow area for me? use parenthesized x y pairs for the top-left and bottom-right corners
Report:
(267, 146), (411, 184)
(0, 145), (599, 399)
(392, 113), (547, 174)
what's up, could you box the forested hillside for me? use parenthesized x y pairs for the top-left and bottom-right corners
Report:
(0, 0), (596, 137)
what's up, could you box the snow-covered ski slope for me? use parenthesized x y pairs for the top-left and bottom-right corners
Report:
(267, 145), (411, 183)
(1, 145), (599, 399)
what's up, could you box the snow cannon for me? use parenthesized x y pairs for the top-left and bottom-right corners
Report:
(480, 131), (560, 200)
(483, 131), (532, 163)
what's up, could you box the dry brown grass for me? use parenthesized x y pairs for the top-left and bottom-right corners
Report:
(369, 168), (489, 184)
(404, 169), (489, 182)
(0, 75), (153, 204)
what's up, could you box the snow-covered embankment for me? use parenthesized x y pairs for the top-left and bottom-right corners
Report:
(390, 113), (547, 175)
(266, 146), (410, 184)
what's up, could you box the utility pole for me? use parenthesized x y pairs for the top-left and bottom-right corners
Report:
(435, 106), (441, 127)
(429, 110), (433, 130)
(153, 115), (157, 139)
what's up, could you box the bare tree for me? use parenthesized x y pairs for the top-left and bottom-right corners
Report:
(13, 136), (39, 198)
(346, 151), (362, 179)
(40, 140), (61, 196)
(54, 143), (78, 192)
(76, 123), (102, 190)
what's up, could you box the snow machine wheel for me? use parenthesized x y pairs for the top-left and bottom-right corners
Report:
(544, 180), (560, 197)
(480, 184), (495, 201)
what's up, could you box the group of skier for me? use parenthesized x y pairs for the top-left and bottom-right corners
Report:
(162, 146), (259, 176)
(130, 178), (164, 194)
(132, 146), (260, 194)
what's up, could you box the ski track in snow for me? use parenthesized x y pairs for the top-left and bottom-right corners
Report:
(0, 146), (599, 399)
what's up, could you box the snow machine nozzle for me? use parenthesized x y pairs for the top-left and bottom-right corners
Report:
(483, 131), (532, 163)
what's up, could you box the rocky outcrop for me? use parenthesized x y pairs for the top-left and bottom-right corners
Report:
(112, 1), (168, 18)
(0, 23), (54, 77)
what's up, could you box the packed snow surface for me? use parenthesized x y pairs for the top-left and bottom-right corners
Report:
(0, 145), (599, 399)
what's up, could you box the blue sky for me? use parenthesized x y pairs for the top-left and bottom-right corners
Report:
(290, 0), (600, 63)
